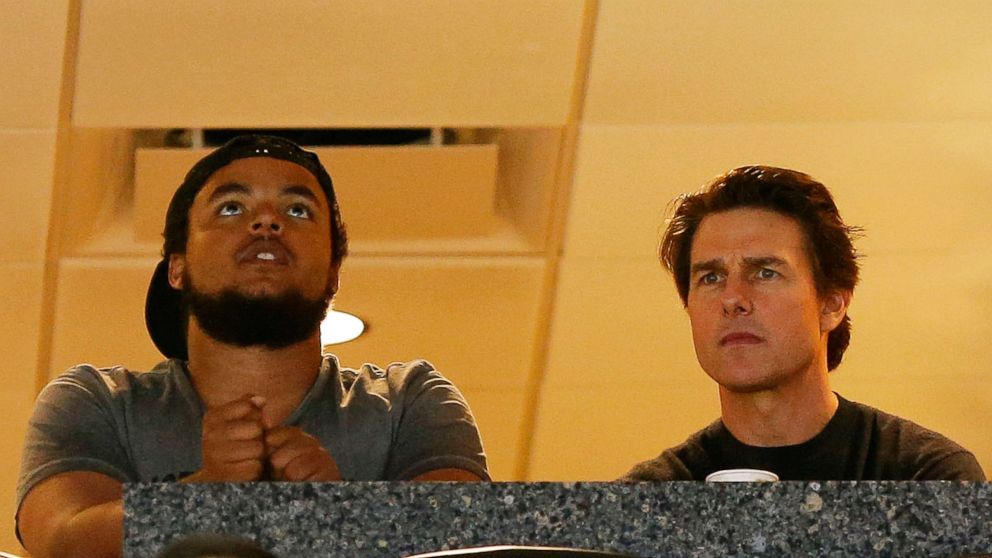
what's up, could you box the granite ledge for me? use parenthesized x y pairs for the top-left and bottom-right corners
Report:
(125, 481), (992, 557)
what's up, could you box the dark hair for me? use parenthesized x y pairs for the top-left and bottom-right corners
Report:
(161, 134), (348, 267)
(660, 165), (861, 371)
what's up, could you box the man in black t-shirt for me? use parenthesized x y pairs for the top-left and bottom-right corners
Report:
(623, 166), (984, 481)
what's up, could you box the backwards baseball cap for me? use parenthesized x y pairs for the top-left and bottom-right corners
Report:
(145, 134), (348, 360)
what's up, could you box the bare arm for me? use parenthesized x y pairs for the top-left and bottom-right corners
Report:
(18, 471), (124, 558)
(17, 460), (477, 558)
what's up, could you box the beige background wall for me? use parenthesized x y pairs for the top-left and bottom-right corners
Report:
(1, 0), (72, 552)
(3, 1), (992, 552)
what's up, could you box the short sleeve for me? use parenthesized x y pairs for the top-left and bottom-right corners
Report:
(16, 368), (134, 513)
(916, 451), (987, 481)
(383, 361), (490, 481)
(619, 450), (695, 481)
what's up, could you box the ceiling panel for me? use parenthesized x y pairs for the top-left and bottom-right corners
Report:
(843, 250), (992, 382)
(330, 256), (546, 392)
(566, 123), (992, 259)
(541, 257), (702, 390)
(585, 0), (992, 124)
(0, 1), (70, 127)
(0, 131), (57, 262)
(74, 1), (587, 127)
(0, 262), (46, 420)
(528, 383), (720, 481)
(51, 258), (161, 375)
(459, 388), (529, 481)
(135, 145), (502, 248)
(52, 255), (546, 393)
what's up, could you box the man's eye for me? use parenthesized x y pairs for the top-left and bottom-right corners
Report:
(286, 204), (311, 219)
(218, 202), (242, 216)
(757, 268), (778, 280)
(699, 273), (720, 285)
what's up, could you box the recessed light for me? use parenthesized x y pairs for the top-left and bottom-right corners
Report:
(320, 310), (366, 346)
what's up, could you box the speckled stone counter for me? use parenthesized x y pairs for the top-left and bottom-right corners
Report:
(124, 482), (992, 557)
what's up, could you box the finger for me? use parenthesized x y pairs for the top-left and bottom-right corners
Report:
(282, 451), (341, 482)
(207, 439), (266, 464)
(205, 419), (266, 443)
(279, 453), (322, 482)
(206, 394), (266, 423)
(266, 432), (317, 473)
(263, 425), (303, 450)
(266, 432), (340, 481)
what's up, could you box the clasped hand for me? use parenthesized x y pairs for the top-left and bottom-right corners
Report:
(189, 394), (341, 482)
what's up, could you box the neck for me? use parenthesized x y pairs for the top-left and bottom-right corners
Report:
(718, 360), (838, 447)
(184, 319), (323, 427)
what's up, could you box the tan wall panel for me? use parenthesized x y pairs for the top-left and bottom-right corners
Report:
(0, 263), (46, 553)
(0, 0), (70, 128)
(543, 258), (703, 389)
(50, 258), (162, 375)
(330, 256), (546, 391)
(528, 384), (720, 481)
(843, 251), (992, 382)
(457, 388), (528, 481)
(566, 123), (992, 259)
(135, 145), (499, 246)
(74, 1), (586, 127)
(586, 0), (992, 124)
(0, 131), (57, 262)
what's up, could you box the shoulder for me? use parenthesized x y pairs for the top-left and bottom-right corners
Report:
(848, 398), (959, 448)
(334, 357), (451, 397)
(39, 364), (135, 407)
(40, 360), (186, 402)
(323, 357), (468, 421)
(31, 361), (196, 434)
(846, 398), (986, 480)
(620, 420), (722, 481)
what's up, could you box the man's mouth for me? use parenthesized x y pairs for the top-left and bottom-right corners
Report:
(237, 239), (291, 265)
(720, 332), (763, 346)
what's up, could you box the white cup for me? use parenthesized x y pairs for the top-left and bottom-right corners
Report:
(705, 468), (779, 482)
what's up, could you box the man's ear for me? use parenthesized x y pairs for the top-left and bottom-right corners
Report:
(168, 254), (186, 290)
(327, 261), (341, 298)
(820, 289), (851, 334)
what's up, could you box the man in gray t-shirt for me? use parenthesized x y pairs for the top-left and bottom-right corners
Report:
(16, 135), (488, 557)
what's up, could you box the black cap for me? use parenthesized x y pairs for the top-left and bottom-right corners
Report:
(145, 134), (344, 360)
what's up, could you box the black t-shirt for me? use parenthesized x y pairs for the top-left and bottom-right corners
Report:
(621, 395), (986, 481)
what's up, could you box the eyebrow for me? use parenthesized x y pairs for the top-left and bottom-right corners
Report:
(741, 256), (788, 269)
(689, 255), (788, 276)
(206, 182), (250, 203)
(280, 185), (319, 203)
(690, 258), (725, 276)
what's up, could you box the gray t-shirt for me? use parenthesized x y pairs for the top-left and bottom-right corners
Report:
(17, 356), (489, 513)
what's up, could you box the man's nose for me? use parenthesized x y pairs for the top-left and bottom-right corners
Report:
(249, 206), (282, 235)
(721, 275), (753, 317)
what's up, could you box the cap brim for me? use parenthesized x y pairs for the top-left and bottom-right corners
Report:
(145, 259), (188, 360)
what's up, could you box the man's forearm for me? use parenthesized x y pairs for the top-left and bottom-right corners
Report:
(46, 499), (124, 558)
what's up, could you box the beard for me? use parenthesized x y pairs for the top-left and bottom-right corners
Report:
(182, 274), (332, 350)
